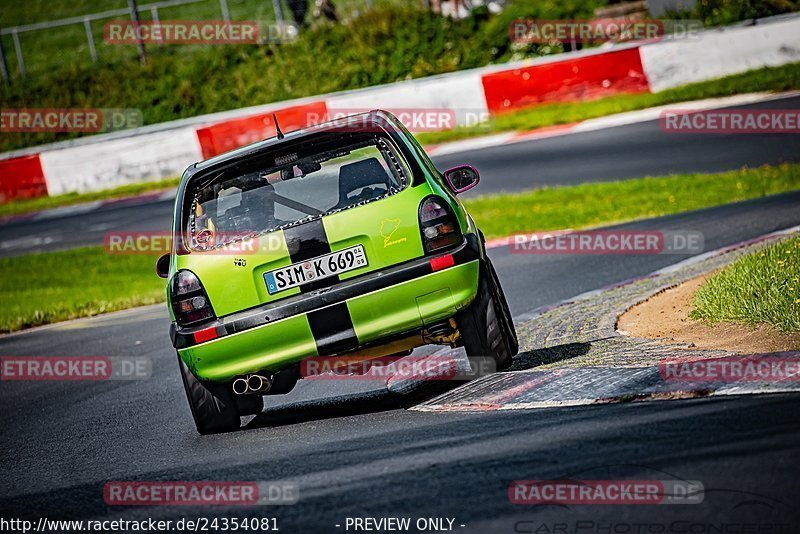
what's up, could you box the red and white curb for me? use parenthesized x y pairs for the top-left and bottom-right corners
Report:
(411, 361), (800, 412)
(411, 225), (800, 412)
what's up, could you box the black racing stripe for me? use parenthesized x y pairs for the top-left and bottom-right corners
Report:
(307, 302), (358, 356)
(285, 218), (330, 260)
(284, 219), (358, 354)
(283, 218), (339, 293)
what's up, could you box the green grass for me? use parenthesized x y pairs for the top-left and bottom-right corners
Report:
(418, 62), (800, 144)
(688, 0), (800, 27)
(0, 178), (180, 218)
(0, 0), (405, 26)
(2, 163), (799, 333)
(691, 236), (800, 332)
(0, 247), (165, 333)
(0, 0), (406, 75)
(464, 163), (800, 238)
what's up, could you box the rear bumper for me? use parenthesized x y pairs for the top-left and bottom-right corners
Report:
(175, 237), (482, 382)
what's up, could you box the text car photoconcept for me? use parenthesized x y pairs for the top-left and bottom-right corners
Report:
(157, 110), (518, 433)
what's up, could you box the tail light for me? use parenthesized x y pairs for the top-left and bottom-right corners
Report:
(419, 196), (462, 253)
(170, 270), (215, 326)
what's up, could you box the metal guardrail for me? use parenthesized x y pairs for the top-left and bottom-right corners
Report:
(0, 0), (439, 85)
(0, 0), (387, 84)
(0, 0), (227, 83)
(0, 0), (209, 34)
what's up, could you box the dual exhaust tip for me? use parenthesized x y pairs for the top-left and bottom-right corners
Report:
(232, 374), (272, 395)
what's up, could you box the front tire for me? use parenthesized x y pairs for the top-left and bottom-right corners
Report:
(457, 260), (518, 370)
(178, 355), (242, 434)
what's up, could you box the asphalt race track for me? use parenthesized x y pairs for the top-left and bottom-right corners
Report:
(3, 197), (800, 529)
(1, 97), (800, 531)
(1, 95), (799, 257)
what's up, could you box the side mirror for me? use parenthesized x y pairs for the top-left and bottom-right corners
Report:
(443, 165), (480, 194)
(155, 253), (170, 279)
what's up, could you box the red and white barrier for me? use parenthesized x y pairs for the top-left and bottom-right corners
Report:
(196, 101), (328, 159)
(0, 154), (47, 203)
(481, 46), (649, 113)
(640, 16), (800, 92)
(38, 126), (203, 196)
(326, 69), (489, 129)
(1, 15), (797, 203)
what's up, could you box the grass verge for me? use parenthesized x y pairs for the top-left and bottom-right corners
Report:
(464, 163), (800, 238)
(417, 62), (800, 145)
(691, 236), (800, 333)
(1, 163), (799, 333)
(0, 248), (165, 333)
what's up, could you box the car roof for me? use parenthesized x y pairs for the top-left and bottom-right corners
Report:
(172, 109), (428, 238)
(193, 109), (401, 173)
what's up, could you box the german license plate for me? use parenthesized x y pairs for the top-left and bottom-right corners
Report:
(264, 245), (368, 294)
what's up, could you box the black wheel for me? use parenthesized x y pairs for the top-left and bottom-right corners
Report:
(457, 261), (518, 371)
(485, 257), (519, 355)
(477, 230), (518, 355)
(178, 354), (241, 434)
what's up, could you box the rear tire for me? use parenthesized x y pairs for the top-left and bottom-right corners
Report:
(486, 257), (519, 356)
(457, 260), (518, 371)
(178, 355), (241, 434)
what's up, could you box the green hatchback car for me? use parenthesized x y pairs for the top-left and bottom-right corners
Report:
(158, 110), (518, 433)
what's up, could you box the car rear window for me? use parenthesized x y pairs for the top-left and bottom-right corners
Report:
(184, 134), (410, 251)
